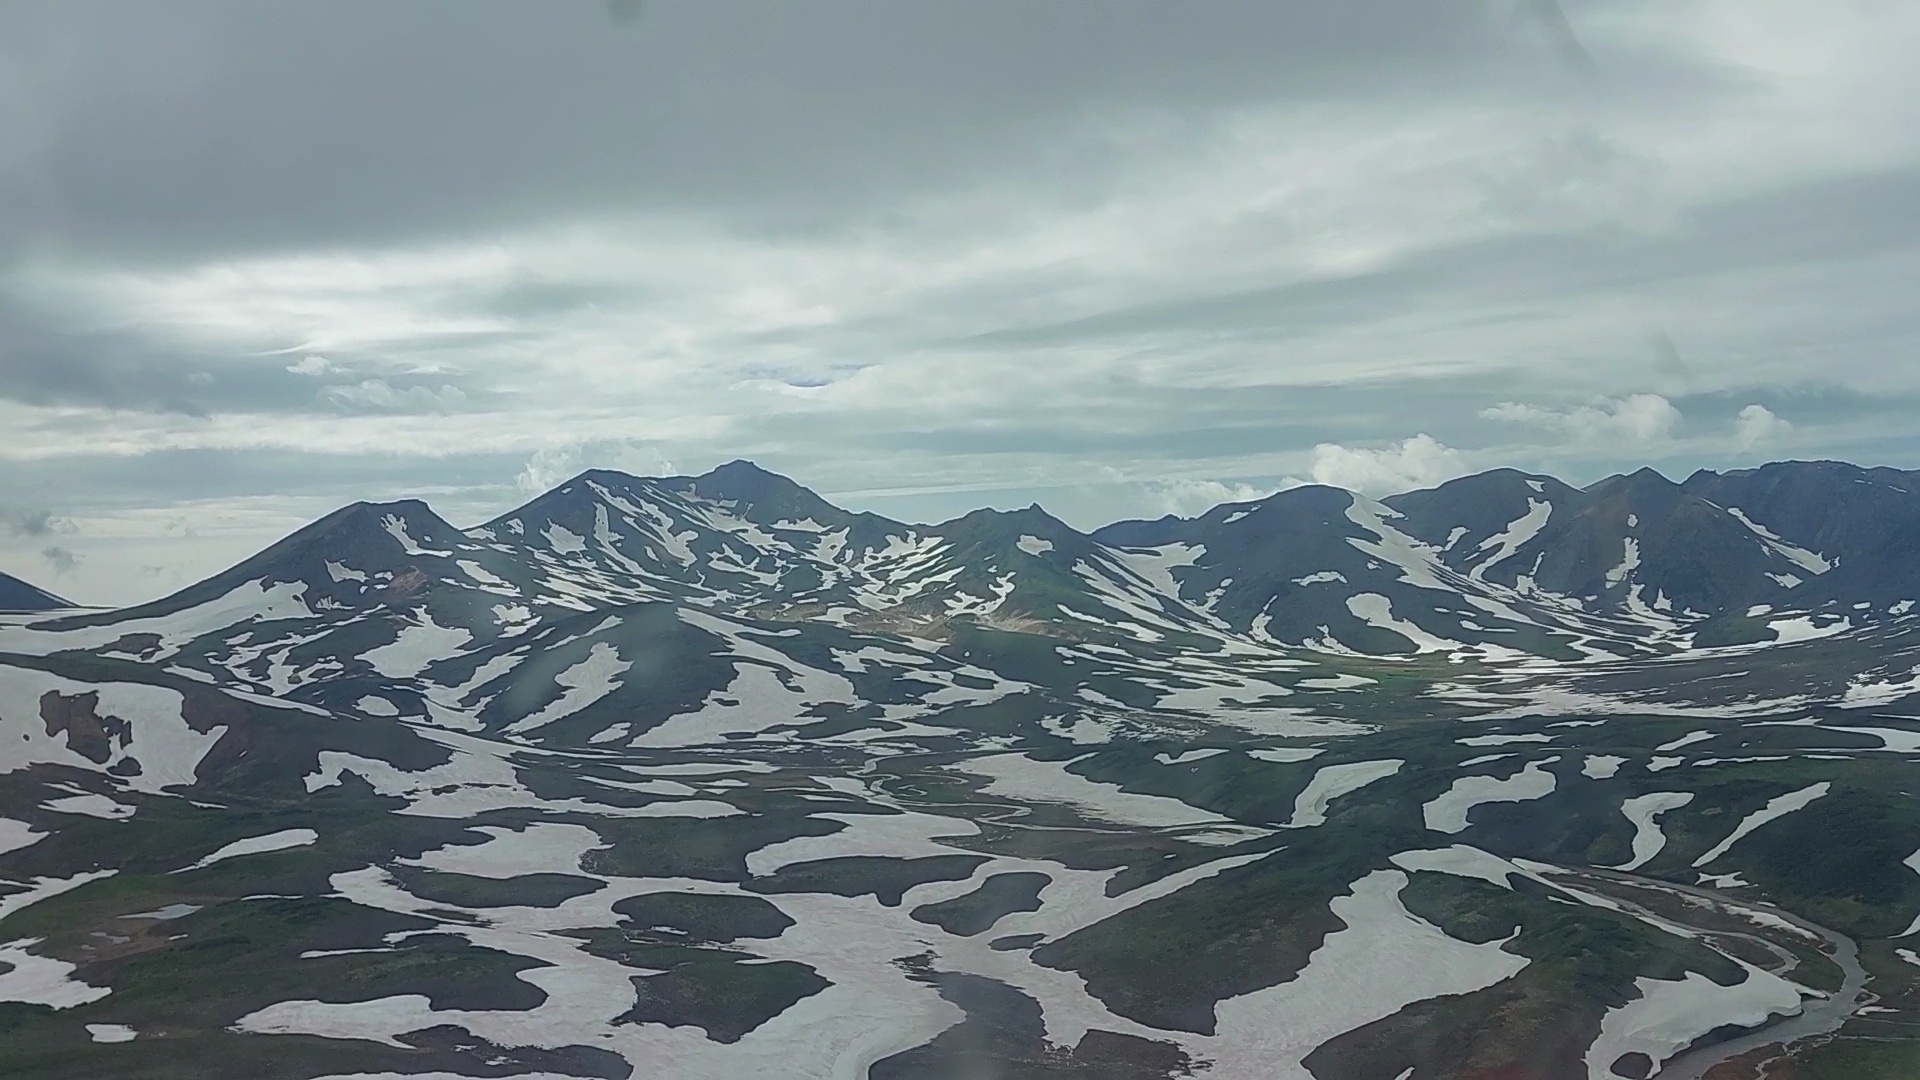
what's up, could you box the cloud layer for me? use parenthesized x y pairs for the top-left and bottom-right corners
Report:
(2, 0), (1918, 603)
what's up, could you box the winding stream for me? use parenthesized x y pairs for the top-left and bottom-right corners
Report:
(1562, 867), (1869, 1080)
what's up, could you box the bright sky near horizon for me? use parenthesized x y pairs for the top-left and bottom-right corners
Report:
(3, 0), (1918, 604)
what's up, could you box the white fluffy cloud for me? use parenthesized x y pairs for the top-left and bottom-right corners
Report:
(1481, 394), (1682, 446)
(1310, 434), (1468, 496)
(1145, 478), (1280, 518)
(516, 441), (679, 494)
(1735, 404), (1792, 450)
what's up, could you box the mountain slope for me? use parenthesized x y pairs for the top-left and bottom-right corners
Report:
(0, 569), (68, 612)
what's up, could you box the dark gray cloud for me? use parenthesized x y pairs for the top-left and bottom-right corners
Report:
(0, 0), (1655, 262)
(1, 508), (72, 537)
(39, 545), (79, 574)
(0, 294), (492, 415)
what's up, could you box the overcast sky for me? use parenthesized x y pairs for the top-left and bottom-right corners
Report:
(3, 0), (1918, 605)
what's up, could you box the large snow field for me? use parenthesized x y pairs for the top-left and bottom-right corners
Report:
(0, 665), (225, 793)
(1584, 965), (1807, 1080)
(0, 940), (109, 1009)
(1201, 869), (1529, 1078)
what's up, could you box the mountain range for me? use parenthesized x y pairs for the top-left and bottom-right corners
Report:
(4, 459), (1920, 1079)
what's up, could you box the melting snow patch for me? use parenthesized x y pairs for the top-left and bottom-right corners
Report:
(1156, 748), (1229, 766)
(1296, 673), (1374, 690)
(1015, 535), (1054, 556)
(1472, 499), (1551, 579)
(1584, 963), (1807, 1080)
(1247, 748), (1325, 764)
(1726, 508), (1832, 575)
(362, 612), (472, 679)
(1424, 759), (1559, 834)
(1768, 616), (1849, 644)
(183, 829), (319, 872)
(1614, 793), (1694, 872)
(0, 941), (109, 1009)
(1582, 755), (1626, 780)
(1202, 870), (1528, 1078)
(1346, 594), (1458, 653)
(1286, 760), (1403, 828)
(86, 1024), (136, 1043)
(1656, 730), (1715, 753)
(382, 515), (452, 557)
(1604, 537), (1640, 588)
(949, 754), (1258, 843)
(1693, 783), (1830, 867)
(542, 522), (588, 555)
(505, 642), (631, 734)
(0, 818), (45, 857)
(1458, 733), (1552, 747)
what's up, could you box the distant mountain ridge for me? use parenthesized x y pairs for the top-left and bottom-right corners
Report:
(37, 458), (1920, 662)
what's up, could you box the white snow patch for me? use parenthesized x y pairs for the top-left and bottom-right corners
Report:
(363, 612), (472, 679)
(382, 515), (452, 556)
(1156, 748), (1229, 766)
(1471, 499), (1551, 579)
(1346, 593), (1457, 653)
(0, 819), (45, 856)
(505, 642), (630, 734)
(1604, 537), (1641, 588)
(0, 941), (109, 1009)
(542, 522), (588, 555)
(1614, 792), (1694, 872)
(1584, 964), (1807, 1080)
(0, 667), (226, 793)
(1286, 760), (1404, 829)
(1768, 616), (1849, 644)
(949, 754), (1259, 844)
(1247, 747), (1325, 764)
(1693, 783), (1830, 867)
(1656, 730), (1715, 752)
(1203, 870), (1528, 1078)
(1726, 508), (1832, 575)
(1015, 535), (1054, 556)
(1424, 759), (1559, 834)
(183, 829), (319, 872)
(1582, 755), (1626, 780)
(1458, 733), (1552, 747)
